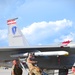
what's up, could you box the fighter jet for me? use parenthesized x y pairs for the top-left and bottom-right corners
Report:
(0, 18), (75, 75)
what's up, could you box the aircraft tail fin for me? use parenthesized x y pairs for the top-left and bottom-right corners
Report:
(7, 18), (29, 47)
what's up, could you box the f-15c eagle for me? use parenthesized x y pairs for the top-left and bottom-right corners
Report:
(0, 18), (75, 75)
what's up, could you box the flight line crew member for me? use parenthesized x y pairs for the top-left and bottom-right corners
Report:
(72, 63), (75, 75)
(11, 59), (23, 75)
(27, 53), (42, 75)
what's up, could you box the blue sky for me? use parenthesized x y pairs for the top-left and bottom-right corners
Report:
(0, 0), (75, 46)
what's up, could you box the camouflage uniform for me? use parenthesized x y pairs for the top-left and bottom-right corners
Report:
(27, 54), (42, 75)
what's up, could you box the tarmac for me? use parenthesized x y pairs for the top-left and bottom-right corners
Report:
(0, 68), (11, 75)
(0, 68), (73, 75)
(0, 68), (28, 75)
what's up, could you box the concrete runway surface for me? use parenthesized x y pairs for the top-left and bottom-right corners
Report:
(0, 68), (11, 75)
(0, 68), (73, 75)
(0, 68), (28, 75)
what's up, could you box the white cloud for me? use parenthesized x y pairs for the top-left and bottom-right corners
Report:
(21, 19), (73, 44)
(22, 19), (72, 34)
(54, 32), (75, 43)
(53, 19), (72, 31)
(0, 29), (7, 40)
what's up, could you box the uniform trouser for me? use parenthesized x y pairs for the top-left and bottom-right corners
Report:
(29, 66), (42, 75)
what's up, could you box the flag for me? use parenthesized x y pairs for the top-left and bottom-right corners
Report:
(7, 18), (18, 25)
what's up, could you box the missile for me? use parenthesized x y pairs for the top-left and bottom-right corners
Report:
(11, 51), (69, 58)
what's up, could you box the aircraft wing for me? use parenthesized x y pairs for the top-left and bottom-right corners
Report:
(0, 46), (71, 62)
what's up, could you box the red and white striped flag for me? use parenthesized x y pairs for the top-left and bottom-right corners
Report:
(7, 18), (18, 25)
